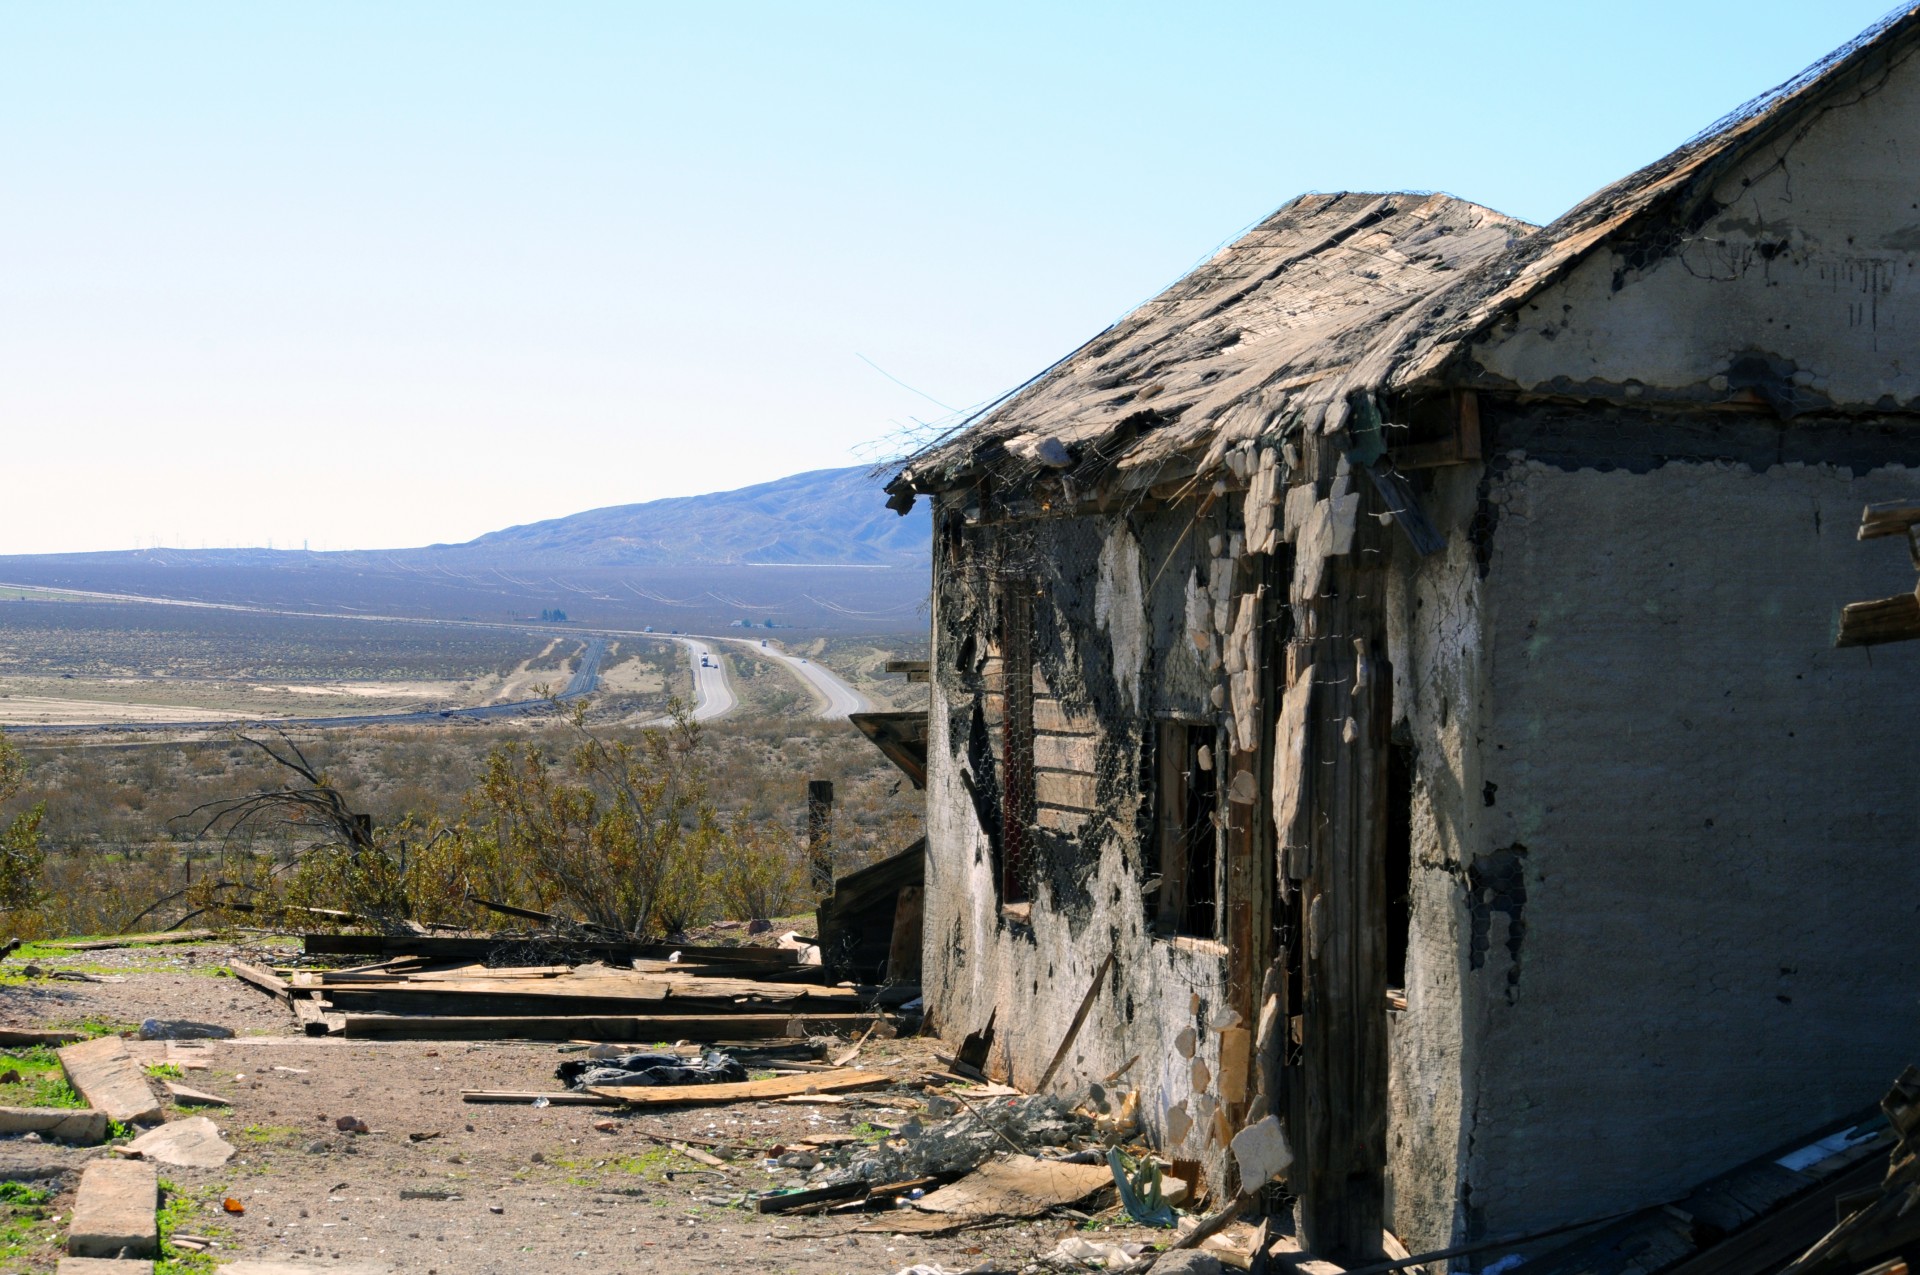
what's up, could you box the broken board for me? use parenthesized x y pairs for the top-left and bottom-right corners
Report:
(162, 1081), (232, 1107)
(122, 1116), (234, 1169)
(68, 1158), (157, 1258)
(589, 1068), (891, 1107)
(57, 1037), (161, 1125)
(861, 1154), (1113, 1232)
(0, 1105), (108, 1143)
(339, 1012), (881, 1041)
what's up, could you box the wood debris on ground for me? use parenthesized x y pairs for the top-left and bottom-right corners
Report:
(237, 930), (916, 1043)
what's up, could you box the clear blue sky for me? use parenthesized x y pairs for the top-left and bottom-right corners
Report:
(0, 1), (1898, 554)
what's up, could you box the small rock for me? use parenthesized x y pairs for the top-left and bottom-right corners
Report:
(136, 1019), (234, 1042)
(488, 1204), (504, 1214)
(335, 1116), (370, 1134)
(307, 1141), (328, 1154)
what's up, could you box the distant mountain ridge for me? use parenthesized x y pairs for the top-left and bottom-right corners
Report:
(434, 466), (928, 568)
(0, 466), (930, 633)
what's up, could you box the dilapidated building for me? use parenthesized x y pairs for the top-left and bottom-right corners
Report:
(886, 9), (1920, 1263)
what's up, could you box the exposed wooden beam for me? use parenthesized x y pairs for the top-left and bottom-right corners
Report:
(1837, 593), (1920, 647)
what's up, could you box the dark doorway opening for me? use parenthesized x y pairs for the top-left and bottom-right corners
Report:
(1385, 733), (1415, 991)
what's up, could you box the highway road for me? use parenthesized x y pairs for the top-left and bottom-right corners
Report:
(708, 637), (869, 718)
(0, 610), (867, 735)
(0, 580), (867, 724)
(668, 637), (737, 722)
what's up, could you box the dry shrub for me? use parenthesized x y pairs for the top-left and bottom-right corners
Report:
(710, 815), (806, 922)
(0, 737), (46, 933)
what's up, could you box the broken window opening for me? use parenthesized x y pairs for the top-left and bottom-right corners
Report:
(1385, 732), (1415, 996)
(1147, 719), (1222, 939)
(997, 581), (1036, 906)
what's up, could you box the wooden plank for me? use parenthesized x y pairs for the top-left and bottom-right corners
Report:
(51, 931), (218, 951)
(57, 1037), (161, 1125)
(339, 1012), (882, 1041)
(0, 1028), (83, 1047)
(1667, 1158), (1886, 1275)
(67, 1159), (157, 1258)
(1033, 735), (1097, 773)
(162, 1081), (233, 1108)
(754, 1180), (868, 1213)
(1032, 697), (1090, 734)
(906, 1154), (1112, 1219)
(1290, 440), (1390, 1265)
(1034, 951), (1114, 1093)
(1036, 807), (1087, 833)
(849, 711), (929, 789)
(226, 961), (292, 1007)
(0, 1105), (107, 1142)
(309, 974), (859, 1019)
(589, 1068), (891, 1106)
(1858, 499), (1920, 539)
(292, 997), (337, 1038)
(1218, 1026), (1251, 1103)
(1035, 770), (1097, 810)
(886, 887), (924, 983)
(300, 933), (799, 965)
(1837, 594), (1920, 647)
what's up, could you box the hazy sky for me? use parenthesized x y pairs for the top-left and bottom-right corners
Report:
(0, 2), (1898, 554)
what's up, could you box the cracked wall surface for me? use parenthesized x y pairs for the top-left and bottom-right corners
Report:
(1456, 452), (1920, 1238)
(1385, 461), (1488, 1253)
(920, 495), (1239, 1185)
(1470, 42), (1920, 414)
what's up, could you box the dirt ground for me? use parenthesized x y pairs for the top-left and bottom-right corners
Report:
(0, 938), (1175, 1274)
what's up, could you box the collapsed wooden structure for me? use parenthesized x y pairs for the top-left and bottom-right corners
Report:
(234, 934), (911, 1042)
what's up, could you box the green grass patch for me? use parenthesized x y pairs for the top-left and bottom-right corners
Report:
(155, 1177), (224, 1274)
(237, 1123), (300, 1146)
(146, 1062), (184, 1080)
(42, 1016), (136, 1039)
(0, 1046), (86, 1109)
(0, 1180), (59, 1267)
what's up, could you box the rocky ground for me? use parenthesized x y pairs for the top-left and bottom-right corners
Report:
(0, 936), (1190, 1275)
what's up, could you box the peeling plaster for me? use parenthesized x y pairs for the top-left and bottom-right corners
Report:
(1096, 523), (1147, 713)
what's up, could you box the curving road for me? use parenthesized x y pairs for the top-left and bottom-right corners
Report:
(666, 637), (736, 722)
(704, 636), (869, 719)
(0, 591), (869, 733)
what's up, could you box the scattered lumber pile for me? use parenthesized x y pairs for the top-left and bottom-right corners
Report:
(1778, 1067), (1920, 1275)
(1839, 500), (1920, 646)
(240, 933), (916, 1042)
(815, 837), (924, 983)
(1512, 1095), (1899, 1275)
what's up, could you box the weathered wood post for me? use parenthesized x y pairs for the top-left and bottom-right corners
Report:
(1285, 437), (1390, 1266)
(807, 779), (835, 897)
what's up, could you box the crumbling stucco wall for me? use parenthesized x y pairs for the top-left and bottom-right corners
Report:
(1470, 41), (1920, 415)
(919, 495), (1240, 1185)
(1383, 462), (1491, 1253)
(1451, 453), (1920, 1238)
